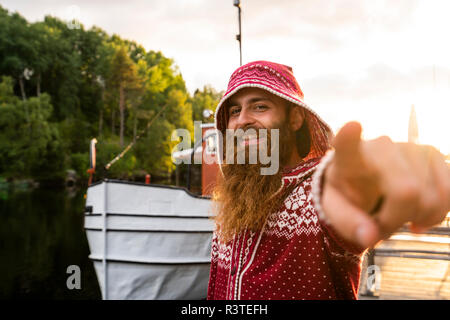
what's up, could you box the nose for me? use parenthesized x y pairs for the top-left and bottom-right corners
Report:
(234, 108), (256, 130)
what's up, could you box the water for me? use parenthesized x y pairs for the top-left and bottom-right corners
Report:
(0, 173), (200, 300)
(0, 186), (102, 299)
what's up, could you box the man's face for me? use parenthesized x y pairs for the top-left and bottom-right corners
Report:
(224, 87), (304, 166)
(226, 87), (290, 131)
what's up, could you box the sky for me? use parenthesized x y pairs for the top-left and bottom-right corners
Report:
(1, 0), (449, 154)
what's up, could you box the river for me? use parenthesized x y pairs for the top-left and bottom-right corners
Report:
(0, 185), (101, 299)
(0, 173), (198, 299)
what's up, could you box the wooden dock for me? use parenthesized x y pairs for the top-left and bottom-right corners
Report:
(358, 213), (450, 300)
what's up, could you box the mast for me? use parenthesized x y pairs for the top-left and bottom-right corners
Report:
(234, 0), (242, 66)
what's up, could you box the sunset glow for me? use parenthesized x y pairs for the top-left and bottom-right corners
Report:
(1, 0), (449, 154)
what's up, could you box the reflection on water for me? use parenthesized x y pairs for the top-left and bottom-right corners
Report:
(0, 175), (191, 300)
(0, 186), (101, 299)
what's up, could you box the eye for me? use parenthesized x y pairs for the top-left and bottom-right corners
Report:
(229, 106), (241, 117)
(254, 104), (268, 111)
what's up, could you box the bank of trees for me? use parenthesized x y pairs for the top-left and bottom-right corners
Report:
(0, 6), (222, 184)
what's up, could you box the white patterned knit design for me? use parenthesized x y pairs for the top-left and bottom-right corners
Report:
(264, 178), (321, 239)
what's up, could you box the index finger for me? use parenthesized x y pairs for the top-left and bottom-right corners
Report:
(332, 121), (364, 170)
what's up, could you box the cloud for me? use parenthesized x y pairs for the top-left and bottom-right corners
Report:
(243, 0), (419, 52)
(2, 0), (443, 96)
(302, 63), (450, 104)
(245, 0), (417, 29)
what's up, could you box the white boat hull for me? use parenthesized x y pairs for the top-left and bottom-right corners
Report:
(84, 180), (215, 300)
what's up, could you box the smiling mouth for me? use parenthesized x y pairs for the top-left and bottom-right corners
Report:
(241, 137), (261, 146)
(239, 134), (266, 147)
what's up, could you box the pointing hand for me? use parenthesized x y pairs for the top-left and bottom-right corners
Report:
(321, 122), (450, 248)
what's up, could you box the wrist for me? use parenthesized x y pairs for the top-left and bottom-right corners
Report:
(311, 149), (335, 224)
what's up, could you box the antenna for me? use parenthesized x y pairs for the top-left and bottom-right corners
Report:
(233, 0), (242, 66)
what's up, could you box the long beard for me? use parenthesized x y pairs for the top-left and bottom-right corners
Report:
(212, 122), (296, 243)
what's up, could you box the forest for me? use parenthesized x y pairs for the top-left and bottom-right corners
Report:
(0, 5), (222, 186)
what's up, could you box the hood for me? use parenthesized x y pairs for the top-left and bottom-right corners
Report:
(214, 61), (333, 169)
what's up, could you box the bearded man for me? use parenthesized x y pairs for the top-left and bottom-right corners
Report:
(206, 61), (449, 300)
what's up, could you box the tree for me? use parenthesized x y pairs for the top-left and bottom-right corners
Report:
(108, 45), (141, 147)
(0, 9), (36, 101)
(0, 5), (221, 183)
(190, 85), (222, 122)
(0, 76), (65, 181)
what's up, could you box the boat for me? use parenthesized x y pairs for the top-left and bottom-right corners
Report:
(84, 123), (218, 299)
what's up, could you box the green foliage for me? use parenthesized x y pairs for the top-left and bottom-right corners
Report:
(95, 138), (136, 179)
(0, 9), (37, 79)
(0, 5), (223, 184)
(109, 45), (139, 89)
(0, 77), (65, 180)
(108, 45), (143, 147)
(190, 85), (223, 121)
(0, 76), (18, 104)
(70, 153), (89, 178)
(134, 119), (176, 176)
(59, 114), (92, 154)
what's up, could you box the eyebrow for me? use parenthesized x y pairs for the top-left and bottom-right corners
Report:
(227, 97), (273, 108)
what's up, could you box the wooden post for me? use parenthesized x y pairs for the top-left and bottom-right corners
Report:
(87, 168), (95, 186)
